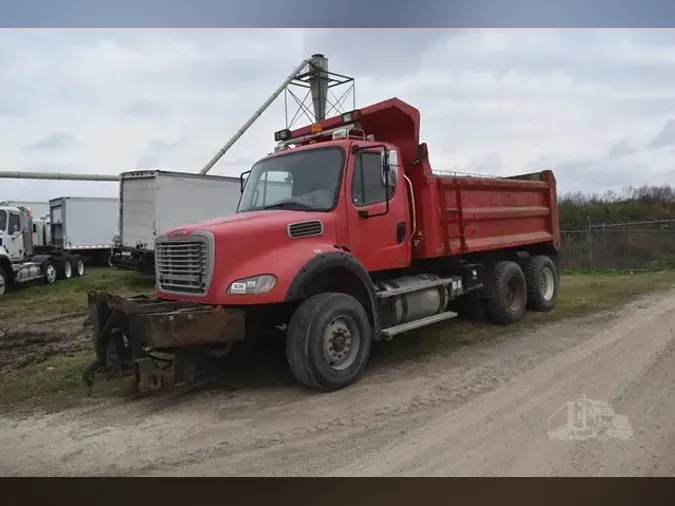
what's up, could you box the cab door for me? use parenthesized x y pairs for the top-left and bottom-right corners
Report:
(6, 211), (25, 260)
(345, 147), (412, 272)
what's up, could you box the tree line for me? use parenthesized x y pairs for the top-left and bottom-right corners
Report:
(559, 184), (675, 230)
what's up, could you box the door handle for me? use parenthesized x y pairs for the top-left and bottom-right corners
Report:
(396, 222), (406, 243)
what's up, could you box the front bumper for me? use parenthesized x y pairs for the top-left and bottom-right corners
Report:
(84, 291), (246, 394)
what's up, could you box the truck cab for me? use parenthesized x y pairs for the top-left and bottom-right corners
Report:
(154, 107), (415, 309)
(0, 206), (31, 261)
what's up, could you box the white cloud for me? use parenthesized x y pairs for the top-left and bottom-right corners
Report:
(3, 29), (675, 202)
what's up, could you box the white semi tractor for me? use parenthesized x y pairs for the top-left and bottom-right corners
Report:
(0, 205), (86, 297)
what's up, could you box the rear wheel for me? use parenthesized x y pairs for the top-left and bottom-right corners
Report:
(524, 255), (558, 312)
(73, 255), (85, 277)
(485, 261), (527, 325)
(286, 292), (372, 391)
(58, 257), (73, 280)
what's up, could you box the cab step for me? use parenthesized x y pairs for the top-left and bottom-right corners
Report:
(379, 311), (458, 339)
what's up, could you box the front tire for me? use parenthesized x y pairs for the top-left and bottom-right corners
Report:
(0, 269), (8, 297)
(43, 260), (57, 285)
(485, 261), (528, 324)
(286, 292), (372, 391)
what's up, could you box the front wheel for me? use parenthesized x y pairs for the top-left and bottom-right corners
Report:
(286, 292), (372, 391)
(43, 260), (58, 285)
(0, 269), (8, 297)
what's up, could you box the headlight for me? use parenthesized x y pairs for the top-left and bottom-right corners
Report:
(227, 274), (277, 295)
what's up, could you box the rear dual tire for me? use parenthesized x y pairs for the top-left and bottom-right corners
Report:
(485, 261), (528, 324)
(286, 292), (372, 392)
(56, 255), (85, 280)
(484, 255), (558, 324)
(524, 255), (558, 312)
(73, 255), (86, 277)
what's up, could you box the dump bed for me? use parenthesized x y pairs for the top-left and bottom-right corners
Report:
(412, 170), (559, 260)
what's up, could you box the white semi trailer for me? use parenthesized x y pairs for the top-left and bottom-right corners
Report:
(44, 197), (119, 266)
(109, 170), (243, 273)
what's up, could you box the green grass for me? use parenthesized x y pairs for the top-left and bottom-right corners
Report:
(2, 269), (675, 414)
(0, 267), (155, 321)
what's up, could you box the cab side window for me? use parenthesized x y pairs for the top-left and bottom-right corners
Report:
(351, 152), (396, 206)
(8, 213), (21, 233)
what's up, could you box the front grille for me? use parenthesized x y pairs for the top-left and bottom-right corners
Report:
(288, 220), (324, 239)
(156, 234), (213, 295)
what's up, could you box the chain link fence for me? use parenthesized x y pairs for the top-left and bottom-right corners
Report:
(561, 219), (675, 270)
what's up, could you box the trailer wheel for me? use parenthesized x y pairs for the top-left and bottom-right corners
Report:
(43, 260), (58, 286)
(73, 256), (86, 277)
(286, 292), (372, 391)
(524, 255), (558, 312)
(485, 261), (527, 325)
(0, 269), (8, 297)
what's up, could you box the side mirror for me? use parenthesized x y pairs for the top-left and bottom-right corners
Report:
(240, 170), (252, 193)
(380, 149), (399, 187)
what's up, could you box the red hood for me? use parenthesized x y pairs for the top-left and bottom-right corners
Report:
(157, 209), (340, 305)
(163, 210), (333, 237)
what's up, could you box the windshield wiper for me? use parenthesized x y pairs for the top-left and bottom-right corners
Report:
(262, 200), (313, 211)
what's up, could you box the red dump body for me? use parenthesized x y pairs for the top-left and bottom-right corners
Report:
(412, 171), (560, 260)
(289, 97), (560, 262)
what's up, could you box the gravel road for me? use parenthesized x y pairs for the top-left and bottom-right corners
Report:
(1, 290), (674, 476)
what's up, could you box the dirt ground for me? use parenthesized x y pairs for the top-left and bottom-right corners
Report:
(0, 312), (90, 376)
(1, 289), (675, 476)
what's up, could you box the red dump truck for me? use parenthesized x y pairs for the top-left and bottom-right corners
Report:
(85, 97), (560, 394)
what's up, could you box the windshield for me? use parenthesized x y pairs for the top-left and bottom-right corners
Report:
(0, 210), (6, 232)
(238, 147), (344, 213)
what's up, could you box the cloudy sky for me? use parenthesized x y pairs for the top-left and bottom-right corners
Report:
(3, 29), (675, 202)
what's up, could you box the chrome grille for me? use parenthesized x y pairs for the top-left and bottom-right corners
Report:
(288, 220), (324, 239)
(156, 234), (213, 295)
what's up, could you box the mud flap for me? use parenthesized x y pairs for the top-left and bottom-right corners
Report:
(83, 291), (246, 395)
